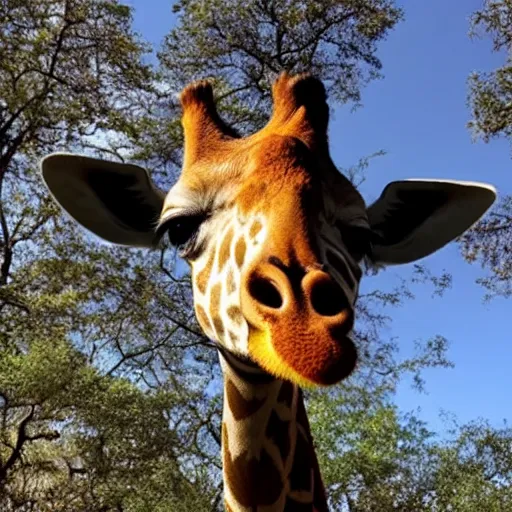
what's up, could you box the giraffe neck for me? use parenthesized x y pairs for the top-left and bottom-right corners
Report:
(219, 351), (329, 512)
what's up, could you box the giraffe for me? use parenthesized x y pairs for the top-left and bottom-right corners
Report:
(41, 73), (496, 511)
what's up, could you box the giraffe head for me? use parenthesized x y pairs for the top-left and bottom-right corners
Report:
(41, 73), (496, 387)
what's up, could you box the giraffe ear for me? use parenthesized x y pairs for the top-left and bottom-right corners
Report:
(41, 153), (164, 247)
(366, 179), (496, 265)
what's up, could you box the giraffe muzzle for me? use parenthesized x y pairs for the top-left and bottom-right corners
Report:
(242, 263), (357, 386)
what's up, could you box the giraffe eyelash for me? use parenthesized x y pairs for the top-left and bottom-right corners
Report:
(154, 212), (207, 256)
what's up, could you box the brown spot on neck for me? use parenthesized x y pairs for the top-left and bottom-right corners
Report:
(278, 381), (295, 406)
(210, 282), (222, 317)
(226, 379), (266, 421)
(266, 409), (291, 462)
(293, 390), (329, 512)
(212, 316), (225, 341)
(227, 305), (244, 326)
(223, 422), (283, 508)
(209, 282), (225, 341)
(289, 424), (313, 493)
(226, 269), (236, 294)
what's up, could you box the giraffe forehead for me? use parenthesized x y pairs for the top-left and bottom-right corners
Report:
(165, 136), (314, 208)
(165, 132), (366, 224)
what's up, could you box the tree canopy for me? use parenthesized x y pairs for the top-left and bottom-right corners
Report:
(461, 0), (512, 298)
(467, 0), (512, 146)
(0, 0), (219, 509)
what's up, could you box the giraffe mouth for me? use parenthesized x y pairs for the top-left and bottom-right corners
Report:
(247, 323), (357, 387)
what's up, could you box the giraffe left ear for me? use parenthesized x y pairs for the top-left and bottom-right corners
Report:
(41, 153), (164, 247)
(366, 179), (497, 265)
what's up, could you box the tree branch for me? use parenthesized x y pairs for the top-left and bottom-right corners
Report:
(0, 406), (35, 482)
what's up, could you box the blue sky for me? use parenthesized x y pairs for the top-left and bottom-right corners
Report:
(127, 0), (510, 435)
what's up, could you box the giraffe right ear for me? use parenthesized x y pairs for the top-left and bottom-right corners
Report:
(41, 153), (164, 247)
(366, 179), (496, 265)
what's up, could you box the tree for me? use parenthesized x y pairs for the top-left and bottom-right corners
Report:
(430, 420), (512, 512)
(461, 1), (512, 298)
(0, 338), (215, 511)
(0, 1), (218, 509)
(159, 0), (402, 130)
(460, 195), (512, 299)
(467, 0), (512, 145)
(310, 382), (512, 511)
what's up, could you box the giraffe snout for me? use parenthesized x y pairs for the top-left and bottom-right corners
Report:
(245, 264), (351, 324)
(242, 262), (357, 386)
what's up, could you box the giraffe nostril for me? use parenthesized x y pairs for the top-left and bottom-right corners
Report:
(248, 275), (283, 309)
(309, 277), (349, 317)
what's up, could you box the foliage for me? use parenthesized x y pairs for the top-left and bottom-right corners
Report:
(310, 381), (512, 511)
(0, 338), (215, 511)
(462, 1), (512, 298)
(460, 195), (512, 299)
(0, 0), (219, 509)
(161, 0), (402, 131)
(0, 0), (154, 163)
(467, 0), (512, 145)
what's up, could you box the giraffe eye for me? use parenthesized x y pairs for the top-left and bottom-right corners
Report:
(162, 214), (203, 249)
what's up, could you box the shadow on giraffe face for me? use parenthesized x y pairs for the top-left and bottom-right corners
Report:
(40, 73), (497, 388)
